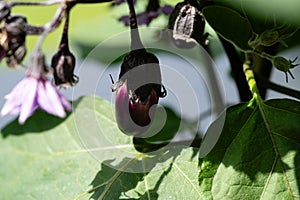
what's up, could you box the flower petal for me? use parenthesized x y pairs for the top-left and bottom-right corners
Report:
(1, 79), (27, 116)
(37, 79), (66, 118)
(1, 77), (37, 122)
(160, 5), (173, 15)
(1, 98), (20, 116)
(18, 77), (38, 124)
(58, 93), (72, 111)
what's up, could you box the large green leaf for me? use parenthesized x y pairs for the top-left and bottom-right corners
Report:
(203, 6), (253, 51)
(241, 0), (300, 27)
(199, 99), (300, 199)
(0, 96), (200, 200)
(213, 0), (300, 26)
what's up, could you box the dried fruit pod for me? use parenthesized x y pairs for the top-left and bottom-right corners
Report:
(0, 15), (27, 67)
(51, 4), (78, 88)
(168, 1), (208, 48)
(51, 49), (78, 87)
(0, 1), (10, 22)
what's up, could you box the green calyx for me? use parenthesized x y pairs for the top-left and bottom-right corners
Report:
(272, 56), (298, 82)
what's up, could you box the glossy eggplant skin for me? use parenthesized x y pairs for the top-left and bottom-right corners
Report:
(114, 80), (160, 135)
(114, 48), (166, 136)
(113, 0), (166, 136)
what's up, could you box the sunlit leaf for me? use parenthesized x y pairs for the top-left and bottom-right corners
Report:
(199, 99), (300, 199)
(0, 96), (200, 200)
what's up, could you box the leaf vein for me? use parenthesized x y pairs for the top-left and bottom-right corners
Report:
(258, 101), (295, 199)
(173, 163), (201, 197)
(260, 157), (278, 200)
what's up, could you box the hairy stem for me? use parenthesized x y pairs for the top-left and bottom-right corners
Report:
(146, 0), (160, 12)
(243, 60), (262, 103)
(126, 0), (144, 50)
(59, 3), (75, 52)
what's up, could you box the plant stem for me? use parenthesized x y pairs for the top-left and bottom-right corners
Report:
(126, 0), (143, 50)
(250, 49), (273, 61)
(9, 0), (62, 7)
(219, 36), (252, 101)
(33, 3), (65, 52)
(243, 60), (263, 104)
(9, 0), (112, 7)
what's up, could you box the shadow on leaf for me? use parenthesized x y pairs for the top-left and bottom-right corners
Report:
(89, 145), (187, 200)
(1, 109), (72, 137)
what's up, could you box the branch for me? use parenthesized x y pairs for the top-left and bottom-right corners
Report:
(33, 3), (65, 52)
(256, 75), (300, 100)
(9, 0), (112, 7)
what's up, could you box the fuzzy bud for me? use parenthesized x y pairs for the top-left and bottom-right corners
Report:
(51, 49), (78, 88)
(259, 29), (280, 47)
(0, 1), (10, 22)
(272, 56), (298, 82)
(0, 14), (27, 67)
(168, 2), (208, 48)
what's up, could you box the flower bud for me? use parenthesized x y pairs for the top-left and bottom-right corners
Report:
(6, 43), (26, 67)
(168, 2), (208, 48)
(4, 15), (27, 36)
(51, 49), (78, 87)
(259, 29), (280, 47)
(0, 1), (10, 22)
(272, 56), (298, 82)
(0, 14), (27, 67)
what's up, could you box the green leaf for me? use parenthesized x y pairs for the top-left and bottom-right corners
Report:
(203, 5), (253, 51)
(241, 3), (300, 46)
(0, 96), (200, 199)
(242, 8), (274, 35)
(89, 147), (200, 199)
(241, 0), (300, 27)
(213, 0), (300, 26)
(199, 99), (300, 199)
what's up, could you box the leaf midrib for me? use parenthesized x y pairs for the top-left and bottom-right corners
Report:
(258, 99), (295, 199)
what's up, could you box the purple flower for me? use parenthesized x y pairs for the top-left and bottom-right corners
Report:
(1, 51), (72, 124)
(1, 76), (71, 124)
